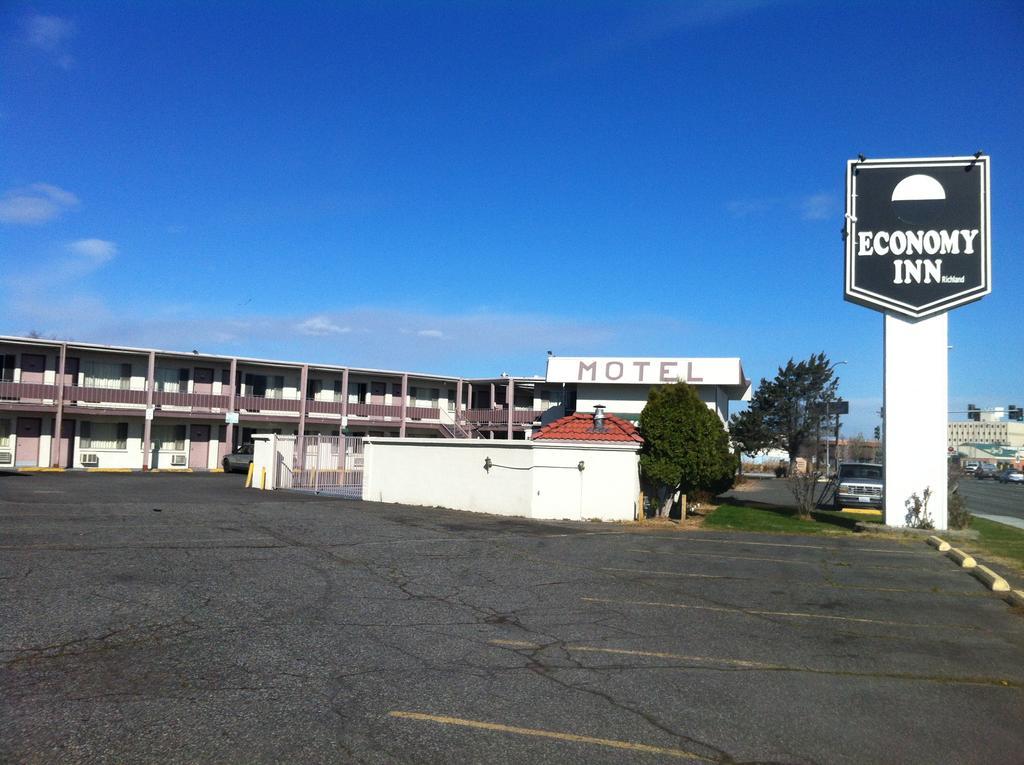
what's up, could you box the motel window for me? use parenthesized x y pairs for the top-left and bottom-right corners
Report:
(266, 375), (285, 399)
(0, 356), (14, 402)
(0, 419), (11, 447)
(83, 361), (132, 390)
(412, 387), (439, 407)
(392, 383), (402, 399)
(155, 367), (188, 393)
(349, 382), (367, 404)
(80, 422), (129, 450)
(243, 373), (285, 398)
(152, 424), (186, 451)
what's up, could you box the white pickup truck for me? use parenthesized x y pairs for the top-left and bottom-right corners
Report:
(834, 462), (884, 511)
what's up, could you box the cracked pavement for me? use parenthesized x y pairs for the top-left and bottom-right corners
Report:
(2, 472), (1023, 763)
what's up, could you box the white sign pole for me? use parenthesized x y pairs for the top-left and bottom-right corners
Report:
(883, 311), (948, 529)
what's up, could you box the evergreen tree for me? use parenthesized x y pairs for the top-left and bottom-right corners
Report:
(732, 352), (839, 475)
(639, 383), (736, 517)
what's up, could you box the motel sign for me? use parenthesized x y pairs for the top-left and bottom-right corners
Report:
(845, 156), (990, 319)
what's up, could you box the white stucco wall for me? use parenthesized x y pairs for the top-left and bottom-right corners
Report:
(573, 383), (729, 422)
(360, 438), (640, 522)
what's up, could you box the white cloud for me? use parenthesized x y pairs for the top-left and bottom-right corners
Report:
(68, 238), (117, 263)
(417, 329), (444, 338)
(25, 14), (75, 68)
(0, 183), (79, 224)
(798, 193), (834, 221)
(295, 316), (351, 336)
(726, 198), (774, 218)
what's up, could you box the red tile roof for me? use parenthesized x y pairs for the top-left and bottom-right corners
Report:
(532, 412), (643, 443)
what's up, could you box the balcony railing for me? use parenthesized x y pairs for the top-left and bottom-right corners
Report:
(464, 408), (543, 425)
(0, 381), (59, 400)
(153, 390), (231, 409)
(235, 394), (302, 413)
(347, 402), (404, 419)
(0, 381), (546, 430)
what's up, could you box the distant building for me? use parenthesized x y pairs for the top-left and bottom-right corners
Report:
(956, 443), (1024, 469)
(947, 421), (1024, 450)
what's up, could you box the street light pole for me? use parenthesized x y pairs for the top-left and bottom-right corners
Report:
(825, 361), (848, 475)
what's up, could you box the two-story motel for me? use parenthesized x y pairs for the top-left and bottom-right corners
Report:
(0, 335), (750, 470)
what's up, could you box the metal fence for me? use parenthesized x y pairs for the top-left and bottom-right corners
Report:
(285, 435), (363, 498)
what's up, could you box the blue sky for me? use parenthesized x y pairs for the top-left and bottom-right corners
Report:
(2, 0), (1022, 437)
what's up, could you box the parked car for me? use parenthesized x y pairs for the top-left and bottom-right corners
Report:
(834, 462), (884, 510)
(975, 463), (998, 480)
(963, 460), (980, 474)
(996, 468), (1024, 484)
(222, 444), (254, 474)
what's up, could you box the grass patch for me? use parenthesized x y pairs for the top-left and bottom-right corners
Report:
(962, 518), (1024, 576)
(704, 503), (857, 535)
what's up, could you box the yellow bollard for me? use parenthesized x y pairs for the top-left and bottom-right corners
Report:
(244, 462), (254, 488)
(260, 467), (266, 490)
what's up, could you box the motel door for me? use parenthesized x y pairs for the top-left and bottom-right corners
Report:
(189, 424), (210, 469)
(20, 353), (46, 403)
(193, 367), (214, 411)
(194, 368), (214, 393)
(20, 354), (46, 383)
(15, 417), (42, 467)
(59, 419), (76, 468)
(63, 357), (80, 385)
(370, 382), (386, 405)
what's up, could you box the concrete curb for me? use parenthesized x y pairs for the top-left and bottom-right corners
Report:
(1008, 590), (1024, 609)
(971, 565), (1010, 592)
(946, 548), (977, 568)
(927, 535), (950, 552)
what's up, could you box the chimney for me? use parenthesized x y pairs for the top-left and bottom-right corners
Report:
(593, 404), (606, 432)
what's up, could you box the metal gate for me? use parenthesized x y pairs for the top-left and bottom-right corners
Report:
(287, 435), (363, 498)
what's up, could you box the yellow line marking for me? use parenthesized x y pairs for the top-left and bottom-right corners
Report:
(85, 468), (132, 473)
(642, 536), (923, 556)
(487, 641), (1020, 688)
(628, 547), (817, 566)
(388, 711), (710, 760)
(601, 567), (735, 580)
(16, 467), (65, 472)
(627, 548), (946, 572)
(581, 597), (980, 630)
(597, 566), (985, 598)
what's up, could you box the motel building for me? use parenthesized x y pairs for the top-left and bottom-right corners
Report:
(0, 336), (751, 471)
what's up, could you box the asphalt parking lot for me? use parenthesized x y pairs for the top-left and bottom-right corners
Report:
(2, 473), (1023, 764)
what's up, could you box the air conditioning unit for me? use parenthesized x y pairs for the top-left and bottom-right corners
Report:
(0, 452), (12, 465)
(170, 454), (187, 467)
(81, 453), (99, 467)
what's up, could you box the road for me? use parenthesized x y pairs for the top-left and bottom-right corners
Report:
(3, 472), (1023, 764)
(960, 478), (1024, 525)
(727, 475), (1024, 526)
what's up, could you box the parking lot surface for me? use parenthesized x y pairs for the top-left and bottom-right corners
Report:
(2, 473), (1023, 764)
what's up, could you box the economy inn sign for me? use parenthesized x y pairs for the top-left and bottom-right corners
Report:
(845, 155), (990, 319)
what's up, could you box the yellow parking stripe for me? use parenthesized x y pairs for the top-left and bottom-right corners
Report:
(487, 641), (1019, 688)
(601, 567), (736, 580)
(628, 547), (818, 566)
(388, 711), (710, 760)
(642, 536), (922, 556)
(627, 547), (948, 573)
(581, 597), (981, 630)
